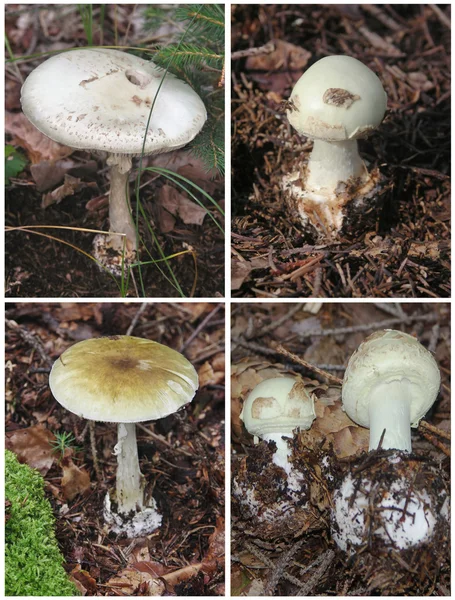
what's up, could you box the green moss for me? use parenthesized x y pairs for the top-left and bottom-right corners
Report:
(5, 450), (80, 596)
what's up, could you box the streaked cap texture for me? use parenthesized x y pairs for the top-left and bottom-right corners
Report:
(49, 336), (198, 422)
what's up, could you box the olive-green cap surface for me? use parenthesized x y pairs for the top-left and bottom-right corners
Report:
(49, 336), (198, 422)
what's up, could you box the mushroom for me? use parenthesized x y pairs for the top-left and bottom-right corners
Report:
(331, 330), (448, 557)
(239, 376), (316, 473)
(283, 55), (387, 238)
(49, 335), (198, 536)
(234, 376), (332, 540)
(21, 48), (207, 275)
(342, 329), (441, 452)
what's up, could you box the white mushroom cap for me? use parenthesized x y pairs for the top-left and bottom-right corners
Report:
(240, 376), (316, 437)
(342, 330), (440, 430)
(287, 55), (387, 142)
(21, 48), (207, 154)
(49, 336), (198, 423)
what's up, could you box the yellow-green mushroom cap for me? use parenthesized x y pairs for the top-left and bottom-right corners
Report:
(49, 336), (198, 423)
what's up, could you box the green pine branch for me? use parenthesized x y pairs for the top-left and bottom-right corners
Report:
(155, 43), (222, 71)
(144, 4), (225, 175)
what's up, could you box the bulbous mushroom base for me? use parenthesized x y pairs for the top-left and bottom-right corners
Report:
(282, 166), (388, 240)
(104, 493), (162, 537)
(232, 439), (330, 540)
(330, 450), (449, 594)
(93, 234), (138, 278)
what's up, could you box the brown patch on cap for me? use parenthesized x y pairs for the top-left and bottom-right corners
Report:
(251, 396), (275, 418)
(323, 88), (360, 109)
(131, 95), (142, 107)
(79, 76), (99, 88)
(109, 357), (139, 371)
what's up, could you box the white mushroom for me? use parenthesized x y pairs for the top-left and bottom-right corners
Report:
(240, 376), (316, 474)
(342, 329), (441, 452)
(331, 330), (447, 555)
(21, 48), (207, 275)
(49, 335), (199, 536)
(283, 55), (387, 237)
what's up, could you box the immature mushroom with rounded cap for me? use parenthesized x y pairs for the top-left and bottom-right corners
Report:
(283, 55), (387, 238)
(49, 335), (198, 536)
(21, 48), (207, 275)
(234, 376), (326, 539)
(240, 376), (316, 473)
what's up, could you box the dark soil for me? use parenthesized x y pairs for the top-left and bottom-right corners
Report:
(231, 302), (450, 595)
(6, 302), (225, 596)
(6, 164), (224, 298)
(231, 4), (451, 298)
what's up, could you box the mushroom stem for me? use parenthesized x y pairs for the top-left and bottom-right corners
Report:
(306, 139), (368, 192)
(368, 379), (412, 452)
(262, 433), (292, 474)
(114, 422), (144, 514)
(106, 154), (137, 253)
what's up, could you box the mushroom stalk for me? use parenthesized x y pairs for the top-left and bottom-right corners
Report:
(306, 139), (368, 192)
(368, 379), (412, 452)
(106, 155), (137, 253)
(262, 434), (292, 474)
(114, 422), (144, 514)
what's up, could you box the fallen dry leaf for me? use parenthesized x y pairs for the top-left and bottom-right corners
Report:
(5, 425), (56, 475)
(61, 455), (91, 500)
(158, 184), (207, 231)
(108, 566), (165, 596)
(70, 566), (97, 596)
(231, 257), (269, 290)
(31, 158), (98, 192)
(198, 353), (225, 387)
(245, 39), (311, 92)
(42, 175), (96, 209)
(331, 426), (370, 458)
(5, 111), (72, 163)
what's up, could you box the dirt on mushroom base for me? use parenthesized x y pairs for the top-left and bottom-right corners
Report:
(231, 4), (450, 298)
(5, 181), (224, 298)
(231, 302), (450, 595)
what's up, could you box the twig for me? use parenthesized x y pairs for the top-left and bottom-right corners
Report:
(136, 422), (196, 458)
(428, 323), (440, 354)
(244, 541), (303, 588)
(419, 420), (450, 441)
(275, 344), (343, 385)
(6, 319), (53, 366)
(296, 550), (335, 596)
(252, 304), (302, 339)
(292, 313), (437, 339)
(428, 4), (451, 30)
(264, 539), (304, 595)
(418, 430), (450, 457)
(232, 41), (275, 60)
(126, 302), (148, 336)
(179, 304), (222, 352)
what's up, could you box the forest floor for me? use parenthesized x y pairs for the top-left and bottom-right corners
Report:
(6, 4), (224, 298)
(231, 4), (450, 298)
(231, 302), (450, 595)
(6, 302), (225, 596)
